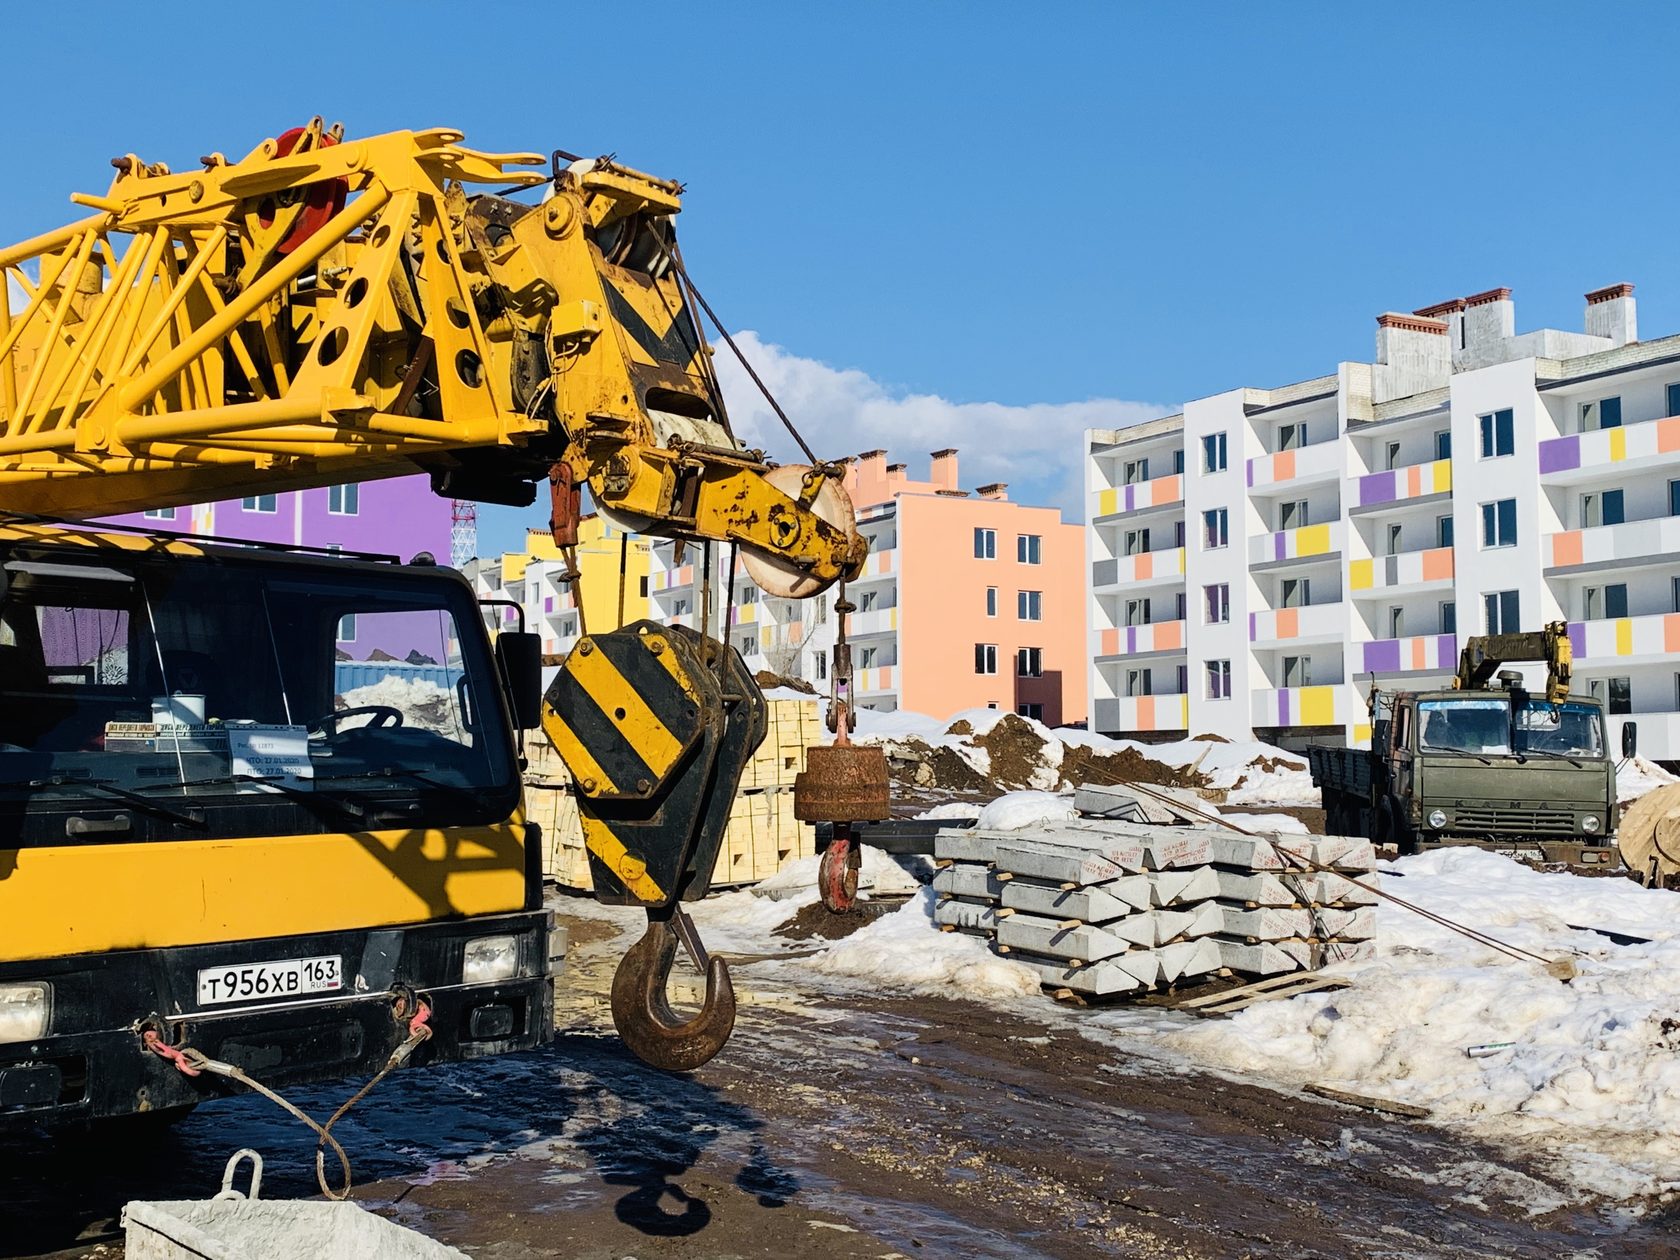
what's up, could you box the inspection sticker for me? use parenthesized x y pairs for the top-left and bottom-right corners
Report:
(226, 724), (314, 787)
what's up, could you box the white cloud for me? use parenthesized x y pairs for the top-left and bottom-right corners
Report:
(711, 331), (1173, 522)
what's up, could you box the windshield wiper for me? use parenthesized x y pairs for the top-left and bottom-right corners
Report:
(1515, 748), (1587, 768)
(0, 774), (209, 830)
(315, 765), (479, 808)
(1419, 747), (1498, 764)
(145, 774), (366, 822)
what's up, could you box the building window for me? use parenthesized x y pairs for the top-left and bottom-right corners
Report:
(1386, 523), (1402, 556)
(738, 634), (756, 656)
(1202, 432), (1228, 474)
(1278, 499), (1308, 531)
(1608, 676), (1632, 715)
(1440, 601), (1456, 635)
(1484, 589), (1520, 634)
(1172, 449), (1185, 475)
(815, 654), (828, 681)
(1017, 534), (1042, 564)
(1281, 577), (1309, 609)
(1283, 655), (1311, 688)
(639, 576), (649, 598)
(974, 644), (998, 675)
(673, 598), (689, 617)
(143, 506), (177, 521)
(1480, 498), (1517, 548)
(1582, 490), (1625, 528)
(1673, 575), (1680, 613)
(1018, 590), (1043, 621)
(337, 614), (356, 642)
(1175, 591), (1188, 621)
(1586, 584), (1629, 620)
(1123, 527), (1150, 556)
(1126, 669), (1152, 697)
(974, 528), (996, 559)
(1437, 515), (1454, 549)
(1123, 458), (1150, 485)
(1479, 409), (1515, 458)
(1668, 383), (1680, 419)
(1205, 659), (1232, 700)
(1017, 647), (1043, 677)
(1202, 508), (1228, 550)
(1173, 519), (1186, 548)
(242, 494), (278, 513)
(859, 589), (879, 612)
(1176, 664), (1189, 694)
(1669, 479), (1680, 517)
(1388, 606), (1404, 638)
(986, 586), (998, 617)
(1125, 598), (1151, 627)
(1434, 430), (1452, 461)
(328, 484), (359, 515)
(1385, 441), (1401, 471)
(1017, 703), (1044, 721)
(737, 585), (756, 606)
(1581, 397), (1622, 431)
(1279, 422), (1306, 451)
(1204, 583), (1229, 624)
(859, 646), (878, 669)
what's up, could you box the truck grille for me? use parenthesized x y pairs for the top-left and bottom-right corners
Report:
(1452, 808), (1577, 835)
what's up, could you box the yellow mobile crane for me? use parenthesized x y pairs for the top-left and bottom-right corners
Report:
(0, 122), (885, 1135)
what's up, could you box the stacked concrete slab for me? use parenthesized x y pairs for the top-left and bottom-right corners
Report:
(932, 796), (1377, 999)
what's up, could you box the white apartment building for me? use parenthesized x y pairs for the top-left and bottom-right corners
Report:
(1088, 282), (1680, 761)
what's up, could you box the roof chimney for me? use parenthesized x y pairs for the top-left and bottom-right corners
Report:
(1585, 283), (1637, 347)
(976, 482), (1009, 501)
(930, 448), (958, 491)
(1462, 287), (1514, 348)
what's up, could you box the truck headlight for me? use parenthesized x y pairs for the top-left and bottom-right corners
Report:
(463, 935), (519, 984)
(1427, 809), (1448, 829)
(0, 983), (49, 1043)
(1582, 814), (1602, 835)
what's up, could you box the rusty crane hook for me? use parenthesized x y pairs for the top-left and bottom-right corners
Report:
(610, 908), (736, 1072)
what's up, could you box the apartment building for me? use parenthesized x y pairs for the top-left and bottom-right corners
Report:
(470, 515), (651, 661)
(651, 448), (1087, 724)
(1088, 282), (1680, 760)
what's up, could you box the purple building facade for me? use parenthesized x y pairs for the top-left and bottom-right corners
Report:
(101, 474), (455, 664)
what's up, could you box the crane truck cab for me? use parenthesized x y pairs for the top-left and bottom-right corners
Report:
(0, 521), (551, 1130)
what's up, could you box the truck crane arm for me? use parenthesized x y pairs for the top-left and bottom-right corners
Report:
(1454, 620), (1573, 705)
(0, 123), (881, 1071)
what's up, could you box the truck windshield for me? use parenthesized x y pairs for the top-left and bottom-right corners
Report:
(1417, 697), (1512, 754)
(1515, 700), (1605, 758)
(0, 538), (518, 844)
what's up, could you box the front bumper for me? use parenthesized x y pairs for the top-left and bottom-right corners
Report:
(0, 910), (553, 1129)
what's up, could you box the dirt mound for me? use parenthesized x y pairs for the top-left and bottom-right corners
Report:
(774, 898), (900, 941)
(946, 719), (974, 736)
(1191, 732), (1230, 743)
(884, 739), (991, 791)
(1061, 743), (1210, 791)
(974, 714), (1057, 789)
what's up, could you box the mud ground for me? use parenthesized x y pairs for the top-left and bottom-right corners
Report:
(5, 897), (1676, 1260)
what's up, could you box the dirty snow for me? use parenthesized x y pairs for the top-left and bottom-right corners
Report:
(915, 801), (984, 821)
(802, 888), (1042, 1000)
(751, 846), (923, 901)
(1167, 847), (1680, 1200)
(1618, 755), (1680, 805)
(1219, 811), (1311, 835)
(342, 677), (466, 738)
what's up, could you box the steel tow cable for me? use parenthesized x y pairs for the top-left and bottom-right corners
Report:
(142, 999), (433, 1200)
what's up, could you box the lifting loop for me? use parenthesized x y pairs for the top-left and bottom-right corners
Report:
(610, 909), (735, 1073)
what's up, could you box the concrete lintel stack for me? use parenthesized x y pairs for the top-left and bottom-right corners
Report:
(931, 797), (1378, 1000)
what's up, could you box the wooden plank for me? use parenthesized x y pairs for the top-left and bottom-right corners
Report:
(1303, 1083), (1430, 1120)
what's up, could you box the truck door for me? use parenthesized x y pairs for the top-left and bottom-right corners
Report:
(1390, 699), (1414, 808)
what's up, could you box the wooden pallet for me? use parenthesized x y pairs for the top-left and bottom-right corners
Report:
(1172, 969), (1352, 1017)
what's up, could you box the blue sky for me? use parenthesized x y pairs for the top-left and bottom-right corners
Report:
(6, 4), (1679, 555)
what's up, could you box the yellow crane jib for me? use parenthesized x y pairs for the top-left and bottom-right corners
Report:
(1454, 620), (1573, 705)
(0, 124), (864, 598)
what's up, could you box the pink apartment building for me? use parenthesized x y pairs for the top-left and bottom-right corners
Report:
(839, 449), (1086, 726)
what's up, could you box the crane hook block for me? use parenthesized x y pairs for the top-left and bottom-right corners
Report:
(610, 913), (736, 1072)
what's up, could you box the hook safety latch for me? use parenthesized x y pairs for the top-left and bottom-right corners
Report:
(609, 907), (735, 1073)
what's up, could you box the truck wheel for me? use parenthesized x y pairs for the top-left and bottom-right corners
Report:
(1379, 798), (1417, 855)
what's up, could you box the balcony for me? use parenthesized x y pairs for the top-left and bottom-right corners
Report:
(1546, 516), (1680, 574)
(1249, 601), (1343, 646)
(1351, 457), (1451, 512)
(1094, 473), (1184, 519)
(1568, 612), (1680, 668)
(651, 563), (695, 593)
(1249, 521), (1343, 568)
(1251, 683), (1354, 730)
(854, 546), (897, 581)
(1356, 633), (1457, 676)
(1539, 415), (1680, 484)
(1096, 619), (1185, 659)
(1348, 545), (1454, 595)
(1093, 693), (1189, 735)
(1091, 546), (1186, 590)
(1246, 440), (1341, 491)
(848, 607), (899, 637)
(855, 666), (897, 695)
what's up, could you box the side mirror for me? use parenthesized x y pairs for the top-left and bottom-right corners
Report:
(1622, 721), (1638, 759)
(495, 632), (543, 730)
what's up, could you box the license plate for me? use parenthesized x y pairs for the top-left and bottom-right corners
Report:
(196, 955), (343, 1006)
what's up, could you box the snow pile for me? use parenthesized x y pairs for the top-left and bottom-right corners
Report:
(974, 790), (1076, 831)
(751, 844), (922, 900)
(803, 887), (1042, 1000)
(1618, 755), (1680, 805)
(1167, 847), (1680, 1199)
(341, 677), (463, 737)
(915, 801), (983, 821)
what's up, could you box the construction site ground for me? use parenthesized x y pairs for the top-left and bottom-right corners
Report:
(7, 897), (1676, 1260)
